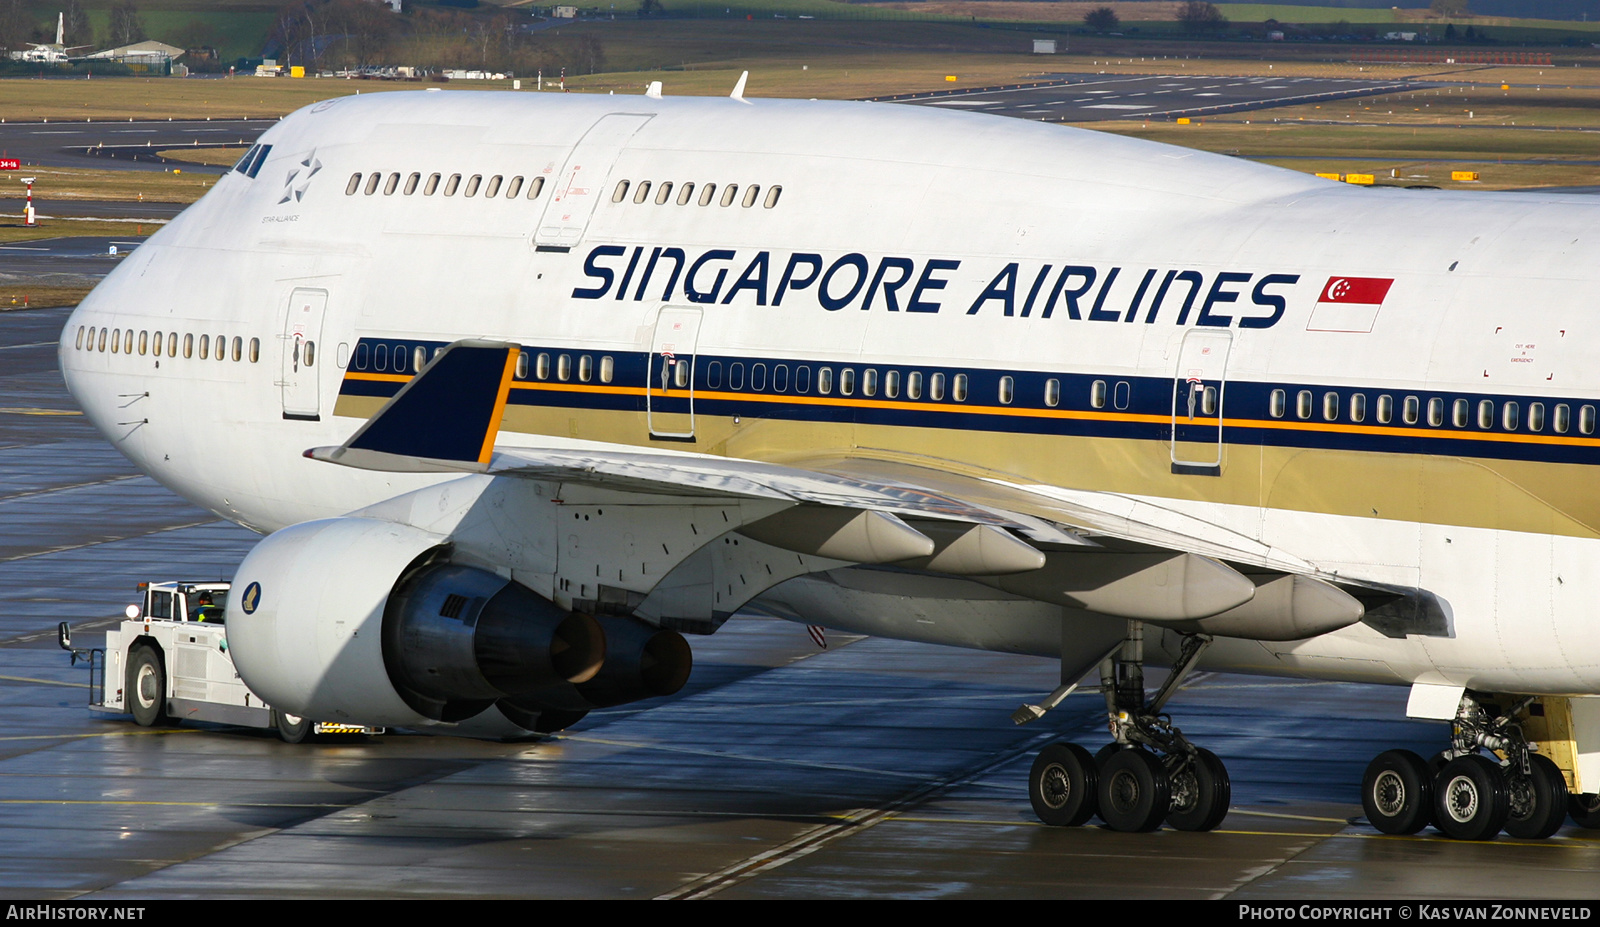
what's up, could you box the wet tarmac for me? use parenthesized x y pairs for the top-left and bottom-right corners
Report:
(1, 306), (1598, 899)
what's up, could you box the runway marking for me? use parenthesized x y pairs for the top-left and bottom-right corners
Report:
(0, 728), (201, 742)
(0, 407), (81, 416)
(553, 732), (931, 781)
(0, 341), (58, 351)
(0, 246), (49, 251)
(0, 798), (357, 808)
(656, 728), (1063, 899)
(0, 674), (89, 689)
(0, 472), (144, 503)
(0, 517), (222, 563)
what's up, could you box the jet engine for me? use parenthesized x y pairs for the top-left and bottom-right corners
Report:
(226, 517), (691, 732)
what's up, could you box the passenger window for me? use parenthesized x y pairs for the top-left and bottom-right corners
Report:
(673, 359), (689, 388)
(927, 372), (943, 401)
(138, 330), (148, 355)
(1582, 405), (1596, 435)
(110, 329), (120, 354)
(677, 182), (695, 205)
(1114, 381), (1131, 410)
(346, 173), (361, 195)
(444, 174), (461, 196)
(1403, 396), (1420, 425)
(152, 332), (162, 356)
(885, 370), (900, 399)
(863, 369), (878, 397)
(1503, 402), (1520, 431)
(841, 368), (856, 397)
(1296, 390), (1312, 420)
(425, 173), (441, 195)
(249, 337), (259, 362)
(484, 175), (502, 198)
(413, 346), (427, 373)
(506, 176), (524, 198)
(1452, 398), (1469, 427)
(1046, 378), (1062, 408)
(728, 362), (743, 390)
(97, 328), (106, 352)
(558, 354), (571, 381)
(1202, 385), (1218, 416)
(633, 181), (652, 204)
(1269, 389), (1285, 418)
(364, 173), (380, 195)
(1427, 397), (1443, 427)
(214, 334), (224, 361)
(198, 334), (208, 360)
(1091, 380), (1107, 410)
(75, 326), (84, 350)
(1350, 393), (1366, 423)
(1376, 394), (1392, 424)
(233, 336), (243, 362)
(764, 186), (782, 209)
(795, 365), (810, 393)
(355, 342), (369, 370)
(1555, 403), (1570, 434)
(464, 175), (482, 197)
(1528, 402), (1545, 433)
(383, 172), (400, 195)
(600, 355), (613, 383)
(613, 180), (630, 203)
(1478, 400), (1495, 430)
(907, 371), (923, 400)
(374, 344), (387, 372)
(818, 367), (833, 395)
(720, 185), (739, 207)
(526, 176), (545, 199)
(655, 182), (673, 205)
(536, 353), (550, 379)
(998, 375), (1014, 405)
(304, 342), (315, 367)
(516, 353), (530, 379)
(756, 363), (771, 392)
(699, 184), (716, 206)
(183, 333), (193, 359)
(404, 172), (420, 195)
(953, 373), (968, 402)
(742, 185), (760, 208)
(579, 355), (593, 382)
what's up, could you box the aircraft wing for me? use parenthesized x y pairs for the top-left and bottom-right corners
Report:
(308, 341), (1375, 639)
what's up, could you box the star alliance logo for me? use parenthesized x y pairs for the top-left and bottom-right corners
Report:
(279, 150), (322, 205)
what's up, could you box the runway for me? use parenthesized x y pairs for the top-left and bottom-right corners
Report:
(1, 307), (1598, 899)
(888, 73), (1425, 122)
(0, 118), (269, 172)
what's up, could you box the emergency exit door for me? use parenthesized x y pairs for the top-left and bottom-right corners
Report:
(1170, 329), (1232, 475)
(280, 288), (327, 421)
(647, 306), (702, 441)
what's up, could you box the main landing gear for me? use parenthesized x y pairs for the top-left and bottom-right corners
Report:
(1361, 692), (1580, 840)
(1024, 625), (1231, 833)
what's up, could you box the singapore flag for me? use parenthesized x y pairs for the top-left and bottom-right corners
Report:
(1307, 276), (1395, 333)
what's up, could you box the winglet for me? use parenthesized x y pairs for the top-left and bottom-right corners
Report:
(730, 71), (749, 103)
(645, 80), (662, 99)
(306, 340), (519, 473)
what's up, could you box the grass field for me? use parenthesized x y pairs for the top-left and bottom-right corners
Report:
(0, 165), (217, 203)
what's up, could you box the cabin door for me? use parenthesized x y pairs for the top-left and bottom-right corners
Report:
(1170, 329), (1232, 475)
(647, 306), (702, 442)
(280, 287), (327, 422)
(534, 113), (653, 250)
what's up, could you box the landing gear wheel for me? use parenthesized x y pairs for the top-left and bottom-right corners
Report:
(1029, 742), (1098, 827)
(1097, 748), (1171, 832)
(1568, 792), (1600, 829)
(1434, 754), (1510, 840)
(1166, 747), (1231, 832)
(1362, 750), (1433, 835)
(271, 710), (314, 744)
(127, 646), (167, 728)
(1504, 754), (1568, 840)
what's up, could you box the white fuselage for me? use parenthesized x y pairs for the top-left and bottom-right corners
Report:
(60, 91), (1600, 696)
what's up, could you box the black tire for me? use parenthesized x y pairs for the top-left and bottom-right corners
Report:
(1029, 742), (1098, 827)
(1505, 754), (1568, 840)
(1167, 747), (1231, 832)
(127, 645), (167, 727)
(1362, 749), (1433, 835)
(1434, 754), (1511, 840)
(1568, 791), (1600, 829)
(272, 710), (314, 744)
(1097, 747), (1170, 833)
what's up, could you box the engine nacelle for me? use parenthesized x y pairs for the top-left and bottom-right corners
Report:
(226, 516), (606, 729)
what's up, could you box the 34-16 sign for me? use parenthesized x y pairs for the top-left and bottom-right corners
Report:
(0, 159), (19, 170)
